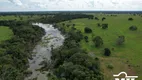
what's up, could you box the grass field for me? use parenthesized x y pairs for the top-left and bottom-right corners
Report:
(59, 14), (142, 80)
(0, 26), (13, 43)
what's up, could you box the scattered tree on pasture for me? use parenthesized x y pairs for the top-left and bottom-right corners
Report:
(129, 26), (137, 31)
(102, 17), (106, 21)
(97, 23), (101, 27)
(102, 24), (108, 29)
(104, 48), (111, 56)
(117, 36), (125, 45)
(92, 36), (103, 47)
(94, 17), (99, 20)
(128, 18), (133, 21)
(84, 27), (92, 33)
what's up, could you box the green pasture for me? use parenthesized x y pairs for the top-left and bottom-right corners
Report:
(60, 14), (142, 80)
(0, 26), (13, 43)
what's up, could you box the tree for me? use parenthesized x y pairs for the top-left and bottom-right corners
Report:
(102, 24), (108, 29)
(102, 17), (106, 21)
(84, 27), (92, 33)
(94, 17), (99, 20)
(104, 48), (111, 56)
(128, 18), (133, 21)
(117, 36), (125, 45)
(92, 36), (103, 47)
(129, 26), (137, 31)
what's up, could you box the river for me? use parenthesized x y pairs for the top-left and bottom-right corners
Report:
(25, 23), (64, 80)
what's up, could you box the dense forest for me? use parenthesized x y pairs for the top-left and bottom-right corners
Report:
(37, 13), (94, 23)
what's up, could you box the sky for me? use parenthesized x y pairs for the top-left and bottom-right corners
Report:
(0, 0), (142, 12)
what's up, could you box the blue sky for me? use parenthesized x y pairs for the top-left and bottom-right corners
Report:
(0, 0), (142, 12)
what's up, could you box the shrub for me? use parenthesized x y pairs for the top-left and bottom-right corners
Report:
(104, 48), (111, 56)
(102, 24), (108, 29)
(117, 36), (125, 45)
(129, 26), (137, 31)
(102, 17), (106, 21)
(72, 24), (76, 27)
(94, 17), (99, 20)
(92, 36), (103, 47)
(107, 64), (113, 69)
(128, 18), (133, 21)
(97, 23), (101, 27)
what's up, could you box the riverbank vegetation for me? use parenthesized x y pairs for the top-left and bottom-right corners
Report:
(0, 20), (45, 80)
(50, 24), (103, 80)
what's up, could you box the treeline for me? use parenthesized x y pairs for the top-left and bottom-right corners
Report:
(38, 13), (93, 23)
(0, 20), (17, 26)
(0, 21), (45, 80)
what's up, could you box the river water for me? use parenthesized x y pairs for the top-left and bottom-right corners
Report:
(25, 23), (64, 80)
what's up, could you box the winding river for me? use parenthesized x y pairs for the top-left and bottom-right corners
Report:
(25, 23), (64, 80)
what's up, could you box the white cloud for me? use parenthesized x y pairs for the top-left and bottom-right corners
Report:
(1, 0), (142, 11)
(8, 0), (23, 6)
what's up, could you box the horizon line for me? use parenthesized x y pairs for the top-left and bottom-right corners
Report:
(1, 10), (142, 13)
